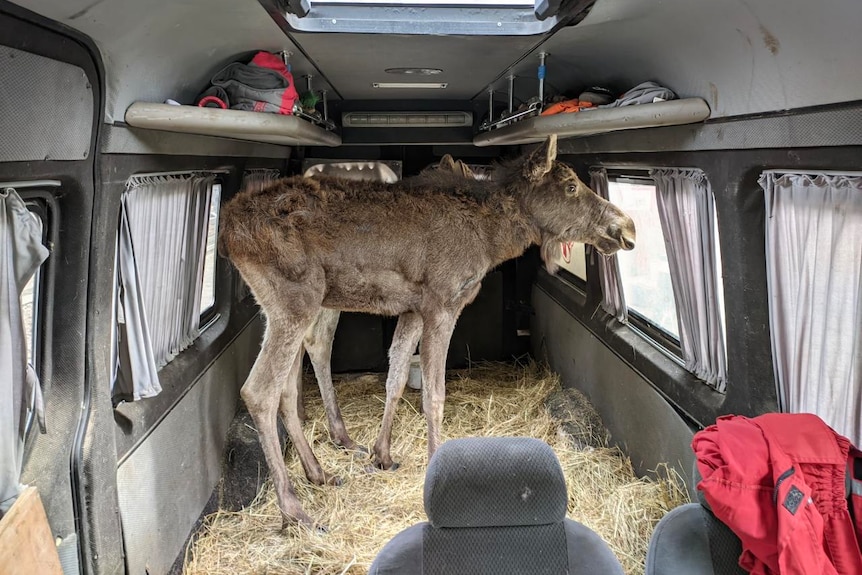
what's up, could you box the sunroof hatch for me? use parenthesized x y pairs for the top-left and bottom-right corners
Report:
(267, 0), (594, 35)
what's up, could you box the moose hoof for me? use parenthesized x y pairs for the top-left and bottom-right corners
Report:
(334, 439), (369, 457)
(306, 472), (342, 487)
(372, 458), (400, 472)
(282, 513), (325, 533)
(328, 475), (343, 487)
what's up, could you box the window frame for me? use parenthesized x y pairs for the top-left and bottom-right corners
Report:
(199, 180), (223, 327)
(0, 183), (56, 378)
(604, 169), (683, 359)
(271, 0), (594, 35)
(21, 199), (50, 370)
(1, 184), (57, 441)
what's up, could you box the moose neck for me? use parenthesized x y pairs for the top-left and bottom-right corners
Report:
(478, 182), (544, 269)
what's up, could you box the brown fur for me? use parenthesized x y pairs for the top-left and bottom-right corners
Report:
(290, 156), (484, 453)
(219, 135), (636, 528)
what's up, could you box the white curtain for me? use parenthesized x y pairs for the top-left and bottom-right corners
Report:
(652, 168), (727, 392)
(1, 188), (49, 514)
(113, 173), (216, 401)
(760, 170), (862, 446)
(590, 168), (628, 323)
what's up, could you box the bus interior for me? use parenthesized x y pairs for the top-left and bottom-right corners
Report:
(1, 0), (861, 573)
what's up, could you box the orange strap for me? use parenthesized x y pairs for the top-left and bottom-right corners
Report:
(540, 99), (595, 116)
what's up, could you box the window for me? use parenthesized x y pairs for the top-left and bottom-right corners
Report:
(1, 186), (52, 447)
(114, 172), (221, 401)
(200, 183), (222, 317)
(607, 176), (680, 341)
(761, 170), (862, 445)
(554, 241), (586, 282)
(280, 0), (571, 35)
(595, 167), (727, 389)
(0, 190), (51, 370)
(20, 202), (48, 367)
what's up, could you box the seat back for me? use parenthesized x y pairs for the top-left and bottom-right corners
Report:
(645, 462), (746, 575)
(370, 436), (624, 575)
(422, 436), (569, 575)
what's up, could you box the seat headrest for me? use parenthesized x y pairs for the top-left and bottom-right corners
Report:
(423, 437), (568, 529)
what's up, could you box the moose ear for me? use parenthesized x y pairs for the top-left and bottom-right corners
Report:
(438, 154), (457, 172)
(525, 134), (558, 182)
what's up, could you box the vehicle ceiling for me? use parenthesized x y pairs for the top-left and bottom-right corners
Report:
(14, 0), (862, 123)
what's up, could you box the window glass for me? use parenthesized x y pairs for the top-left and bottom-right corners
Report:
(21, 274), (37, 365)
(200, 183), (222, 315)
(285, 0), (560, 35)
(319, 0), (531, 5)
(607, 178), (680, 339)
(20, 204), (47, 367)
(555, 241), (586, 281)
(713, 206), (726, 350)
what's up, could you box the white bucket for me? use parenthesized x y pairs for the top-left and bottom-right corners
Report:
(407, 354), (422, 390)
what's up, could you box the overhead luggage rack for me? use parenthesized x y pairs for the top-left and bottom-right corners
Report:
(473, 98), (711, 147)
(123, 102), (342, 147)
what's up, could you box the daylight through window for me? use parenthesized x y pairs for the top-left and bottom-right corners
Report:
(200, 183), (222, 316)
(607, 178), (679, 340)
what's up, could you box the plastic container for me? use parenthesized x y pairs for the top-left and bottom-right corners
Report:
(407, 354), (422, 390)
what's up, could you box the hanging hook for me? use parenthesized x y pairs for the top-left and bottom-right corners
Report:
(281, 50), (293, 72)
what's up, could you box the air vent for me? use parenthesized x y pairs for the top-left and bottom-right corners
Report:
(343, 111), (473, 128)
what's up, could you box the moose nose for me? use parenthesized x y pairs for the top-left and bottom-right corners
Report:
(608, 224), (636, 251)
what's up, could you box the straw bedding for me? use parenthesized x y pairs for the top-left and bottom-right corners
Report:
(183, 362), (688, 575)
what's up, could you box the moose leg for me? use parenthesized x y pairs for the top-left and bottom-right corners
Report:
(295, 344), (307, 422)
(372, 312), (423, 470)
(241, 323), (316, 528)
(279, 344), (341, 487)
(420, 311), (458, 459)
(304, 309), (365, 452)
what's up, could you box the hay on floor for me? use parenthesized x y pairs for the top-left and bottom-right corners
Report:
(183, 362), (688, 575)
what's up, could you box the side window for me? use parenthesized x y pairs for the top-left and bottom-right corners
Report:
(607, 176), (681, 347)
(114, 172), (222, 402)
(20, 201), (49, 368)
(553, 241), (586, 282)
(761, 170), (862, 444)
(200, 182), (222, 318)
(1, 186), (52, 439)
(601, 168), (727, 391)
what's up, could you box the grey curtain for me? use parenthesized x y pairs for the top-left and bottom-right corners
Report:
(1, 188), (49, 514)
(114, 173), (216, 401)
(652, 168), (727, 392)
(590, 168), (628, 323)
(234, 169), (280, 300)
(760, 171), (862, 445)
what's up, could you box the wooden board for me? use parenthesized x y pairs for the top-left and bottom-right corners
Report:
(0, 487), (63, 575)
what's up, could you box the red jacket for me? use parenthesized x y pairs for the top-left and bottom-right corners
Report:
(692, 413), (862, 575)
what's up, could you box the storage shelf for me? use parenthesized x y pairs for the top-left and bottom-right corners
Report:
(473, 98), (711, 147)
(124, 102), (342, 147)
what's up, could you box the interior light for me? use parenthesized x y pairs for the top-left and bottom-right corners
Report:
(372, 82), (448, 89)
(384, 67), (444, 75)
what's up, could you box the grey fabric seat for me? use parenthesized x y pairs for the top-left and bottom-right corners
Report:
(645, 463), (746, 575)
(369, 436), (624, 575)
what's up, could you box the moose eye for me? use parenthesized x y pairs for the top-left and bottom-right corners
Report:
(565, 184), (577, 195)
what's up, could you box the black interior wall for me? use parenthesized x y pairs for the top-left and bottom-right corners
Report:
(87, 154), (285, 574)
(527, 106), (862, 489)
(0, 2), (103, 571)
(545, 139), (862, 430)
